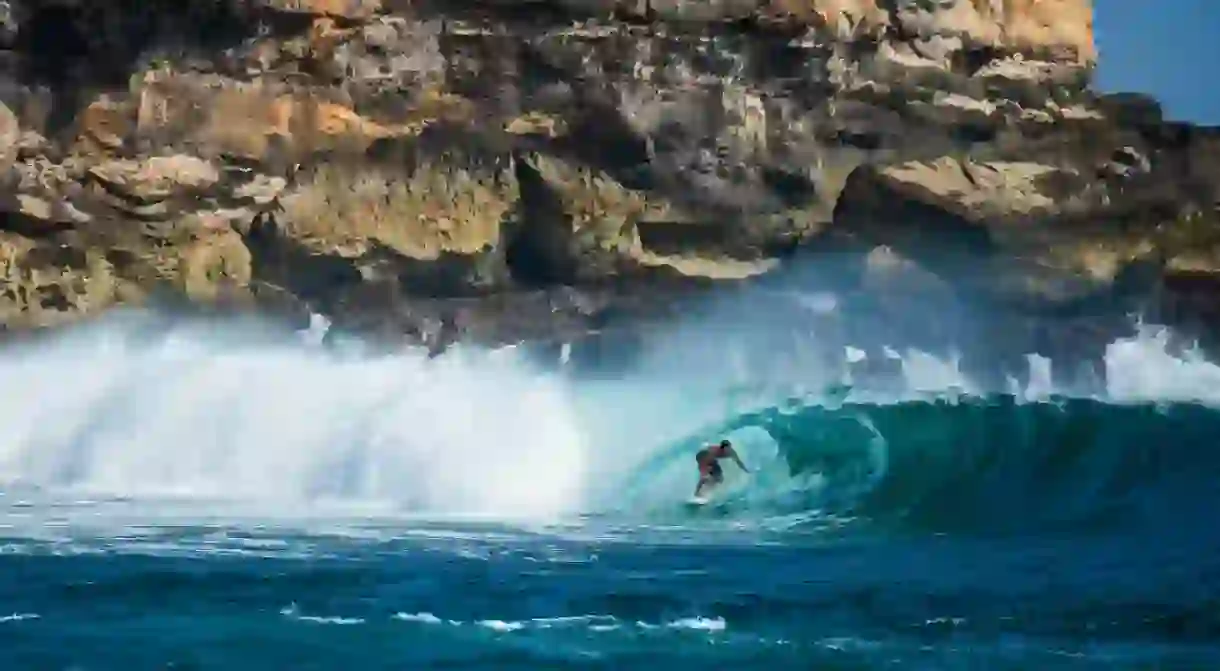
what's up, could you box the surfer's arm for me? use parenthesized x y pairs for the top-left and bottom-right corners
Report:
(730, 450), (750, 472)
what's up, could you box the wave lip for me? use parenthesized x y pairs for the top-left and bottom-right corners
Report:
(673, 393), (1220, 536)
(590, 321), (1220, 532)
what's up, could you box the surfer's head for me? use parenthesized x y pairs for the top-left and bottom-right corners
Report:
(719, 439), (732, 452)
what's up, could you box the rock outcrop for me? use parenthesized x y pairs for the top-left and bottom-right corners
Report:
(0, 0), (1216, 376)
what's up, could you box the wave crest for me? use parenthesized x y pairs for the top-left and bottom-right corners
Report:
(635, 395), (1220, 534)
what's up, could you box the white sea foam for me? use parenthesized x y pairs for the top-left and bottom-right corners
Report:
(1104, 322), (1220, 404)
(280, 604), (365, 625)
(389, 611), (726, 634)
(0, 312), (588, 521)
(393, 611), (446, 624)
(477, 619), (525, 632)
(666, 616), (727, 631)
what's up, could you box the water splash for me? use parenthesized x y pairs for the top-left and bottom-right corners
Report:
(1104, 323), (1220, 404)
(0, 312), (588, 521)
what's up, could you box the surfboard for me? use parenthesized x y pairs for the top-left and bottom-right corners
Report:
(683, 493), (735, 516)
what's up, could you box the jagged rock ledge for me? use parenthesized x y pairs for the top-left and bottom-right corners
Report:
(0, 0), (1218, 382)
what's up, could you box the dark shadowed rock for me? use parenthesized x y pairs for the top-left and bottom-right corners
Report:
(1, 0), (1220, 375)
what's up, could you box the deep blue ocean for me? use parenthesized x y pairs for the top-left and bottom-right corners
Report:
(1, 310), (1219, 669)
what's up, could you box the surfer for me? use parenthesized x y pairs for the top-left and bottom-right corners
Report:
(694, 439), (750, 498)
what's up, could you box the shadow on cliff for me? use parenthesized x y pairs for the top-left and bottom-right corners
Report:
(3, 1), (289, 139)
(427, 19), (839, 255)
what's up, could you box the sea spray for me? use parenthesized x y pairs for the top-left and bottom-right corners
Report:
(0, 312), (589, 520)
(1104, 322), (1220, 404)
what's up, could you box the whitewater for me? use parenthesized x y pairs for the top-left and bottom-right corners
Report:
(2, 301), (1219, 669)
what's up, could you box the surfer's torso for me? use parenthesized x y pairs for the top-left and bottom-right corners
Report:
(696, 447), (725, 479)
(694, 440), (747, 499)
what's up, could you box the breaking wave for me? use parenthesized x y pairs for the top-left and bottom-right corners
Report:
(0, 308), (1218, 539)
(0, 311), (589, 520)
(631, 395), (1220, 537)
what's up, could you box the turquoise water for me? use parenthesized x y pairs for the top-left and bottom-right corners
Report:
(1, 313), (1219, 669)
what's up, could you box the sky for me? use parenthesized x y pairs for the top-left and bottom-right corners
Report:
(1093, 1), (1220, 124)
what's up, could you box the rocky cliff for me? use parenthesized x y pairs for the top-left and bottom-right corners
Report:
(0, 0), (1217, 376)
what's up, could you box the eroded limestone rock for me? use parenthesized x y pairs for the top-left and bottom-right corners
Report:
(0, 0), (1217, 369)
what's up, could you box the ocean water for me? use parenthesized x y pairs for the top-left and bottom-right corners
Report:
(1, 309), (1219, 669)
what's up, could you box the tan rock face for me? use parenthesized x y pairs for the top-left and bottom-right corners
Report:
(280, 160), (518, 260)
(133, 69), (467, 162)
(0, 94), (292, 327)
(529, 154), (669, 253)
(766, 0), (1093, 63)
(89, 155), (221, 204)
(178, 227), (254, 303)
(987, 0), (1095, 63)
(258, 0), (384, 19)
(0, 102), (21, 171)
(881, 157), (1061, 220)
(0, 233), (121, 329)
(135, 74), (382, 161)
(759, 0), (883, 42)
(74, 97), (133, 156)
(10, 0), (1220, 358)
(835, 136), (1220, 315)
